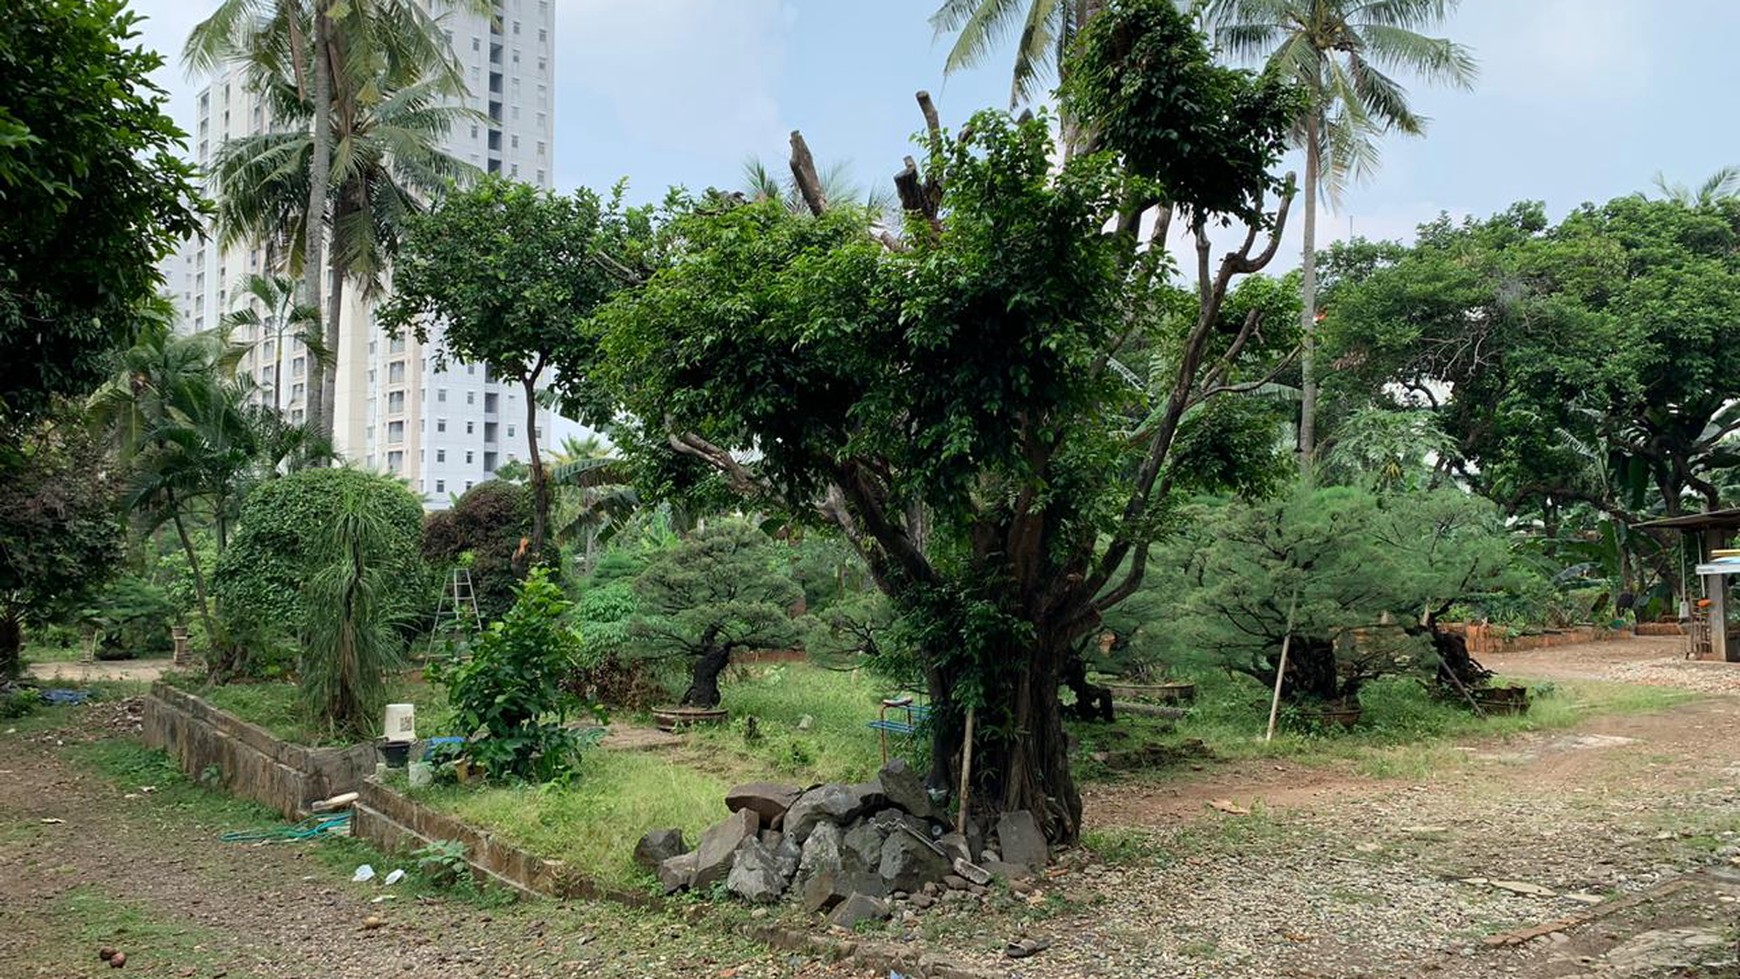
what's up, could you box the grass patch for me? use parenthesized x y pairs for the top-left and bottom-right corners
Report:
(687, 662), (889, 783)
(1074, 668), (1697, 784)
(414, 748), (733, 892)
(32, 886), (230, 974)
(168, 671), (453, 746)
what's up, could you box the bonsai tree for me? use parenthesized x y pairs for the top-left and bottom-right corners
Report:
(1179, 485), (1522, 705)
(631, 521), (802, 709)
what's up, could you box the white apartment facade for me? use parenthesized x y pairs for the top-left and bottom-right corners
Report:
(163, 0), (560, 508)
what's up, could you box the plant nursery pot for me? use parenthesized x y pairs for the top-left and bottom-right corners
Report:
(1295, 702), (1362, 730)
(1105, 680), (1197, 704)
(378, 740), (411, 768)
(1472, 685), (1531, 716)
(653, 705), (728, 732)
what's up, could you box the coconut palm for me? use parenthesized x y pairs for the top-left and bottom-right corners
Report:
(741, 157), (897, 218)
(212, 69), (479, 434)
(931, 0), (1101, 107)
(1649, 166), (1740, 206)
(1199, 0), (1477, 467)
(187, 0), (481, 446)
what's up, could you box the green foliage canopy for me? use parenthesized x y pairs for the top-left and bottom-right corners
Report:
(0, 0), (203, 436)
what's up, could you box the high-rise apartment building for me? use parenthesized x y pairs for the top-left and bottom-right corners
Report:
(162, 0), (559, 508)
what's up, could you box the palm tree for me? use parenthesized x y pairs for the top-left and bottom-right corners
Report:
(741, 157), (896, 218)
(88, 315), (254, 644)
(547, 435), (638, 565)
(1199, 0), (1477, 467)
(212, 69), (479, 437)
(221, 273), (322, 415)
(931, 0), (1101, 107)
(187, 0), (481, 447)
(1650, 166), (1740, 206)
(301, 490), (406, 739)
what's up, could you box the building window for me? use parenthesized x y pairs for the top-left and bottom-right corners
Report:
(511, 134), (519, 149)
(484, 392), (499, 413)
(465, 451), (474, 464)
(483, 451), (498, 472)
(437, 418), (447, 433)
(388, 360), (405, 383)
(438, 388), (447, 402)
(513, 20), (520, 34)
(466, 420), (475, 435)
(436, 479), (446, 493)
(436, 449), (446, 462)
(387, 450), (404, 473)
(387, 391), (405, 414)
(292, 356), (305, 377)
(466, 391), (476, 405)
(388, 335), (406, 354)
(387, 421), (405, 444)
(507, 424), (515, 438)
(465, 481), (473, 491)
(472, 36), (480, 51)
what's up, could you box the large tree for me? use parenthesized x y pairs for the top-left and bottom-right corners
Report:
(0, 411), (123, 677)
(930, 0), (1099, 107)
(1200, 0), (1476, 466)
(188, 0), (477, 445)
(597, 0), (1299, 841)
(380, 177), (630, 556)
(0, 0), (202, 442)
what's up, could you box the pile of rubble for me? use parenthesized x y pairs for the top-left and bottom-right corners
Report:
(634, 758), (1049, 928)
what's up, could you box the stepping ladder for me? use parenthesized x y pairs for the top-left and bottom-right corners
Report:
(425, 568), (483, 658)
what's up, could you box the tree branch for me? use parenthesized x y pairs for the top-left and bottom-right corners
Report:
(789, 130), (828, 217)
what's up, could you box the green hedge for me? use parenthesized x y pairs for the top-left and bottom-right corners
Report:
(213, 468), (432, 651)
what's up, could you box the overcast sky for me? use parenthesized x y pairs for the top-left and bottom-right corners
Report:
(125, 0), (1740, 269)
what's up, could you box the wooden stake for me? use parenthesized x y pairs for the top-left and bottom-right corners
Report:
(955, 706), (976, 836)
(1264, 589), (1300, 742)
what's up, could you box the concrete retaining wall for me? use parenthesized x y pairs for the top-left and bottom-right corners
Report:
(351, 778), (658, 906)
(141, 682), (379, 819)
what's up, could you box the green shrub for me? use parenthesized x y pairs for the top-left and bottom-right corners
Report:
(432, 568), (599, 781)
(422, 480), (535, 621)
(213, 468), (430, 676)
(82, 575), (175, 660)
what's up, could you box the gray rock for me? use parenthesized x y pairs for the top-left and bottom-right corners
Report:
(876, 757), (934, 819)
(798, 820), (845, 877)
(910, 892), (936, 910)
(842, 820), (887, 872)
(633, 828), (688, 870)
(725, 838), (787, 904)
(784, 784), (876, 843)
(725, 781), (804, 825)
(773, 834), (802, 880)
(952, 857), (992, 885)
(869, 807), (931, 839)
(694, 807), (760, 891)
(996, 810), (1049, 872)
(981, 858), (1034, 882)
(826, 893), (889, 930)
(797, 714), (814, 731)
(657, 851), (697, 894)
(879, 828), (951, 893)
(936, 832), (971, 864)
(942, 874), (968, 891)
(800, 865), (888, 912)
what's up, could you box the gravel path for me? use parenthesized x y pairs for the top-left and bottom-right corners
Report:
(0, 716), (851, 979)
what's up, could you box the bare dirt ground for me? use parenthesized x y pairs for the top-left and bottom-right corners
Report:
(27, 658), (175, 684)
(7, 635), (1740, 979)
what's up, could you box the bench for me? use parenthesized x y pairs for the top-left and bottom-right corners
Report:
(868, 697), (931, 763)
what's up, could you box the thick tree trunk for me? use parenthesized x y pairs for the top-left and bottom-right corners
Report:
(927, 638), (1084, 844)
(0, 611), (22, 678)
(321, 262), (344, 454)
(522, 373), (548, 559)
(1244, 634), (1339, 704)
(304, 4), (333, 448)
(680, 643), (730, 708)
(1297, 113), (1320, 469)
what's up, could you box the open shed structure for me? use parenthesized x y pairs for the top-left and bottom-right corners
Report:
(1633, 507), (1740, 661)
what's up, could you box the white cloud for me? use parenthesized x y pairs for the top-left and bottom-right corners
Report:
(557, 0), (790, 157)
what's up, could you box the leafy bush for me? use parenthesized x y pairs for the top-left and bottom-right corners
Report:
(413, 839), (470, 888)
(560, 579), (666, 709)
(213, 467), (429, 676)
(422, 480), (534, 621)
(300, 492), (410, 740)
(82, 575), (175, 660)
(432, 568), (599, 781)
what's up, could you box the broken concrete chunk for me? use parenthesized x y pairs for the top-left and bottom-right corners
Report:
(996, 810), (1049, 872)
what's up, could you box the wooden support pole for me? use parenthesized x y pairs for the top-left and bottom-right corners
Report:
(955, 706), (976, 836)
(1264, 590), (1300, 742)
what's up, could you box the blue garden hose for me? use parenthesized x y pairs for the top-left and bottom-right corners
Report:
(220, 811), (351, 843)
